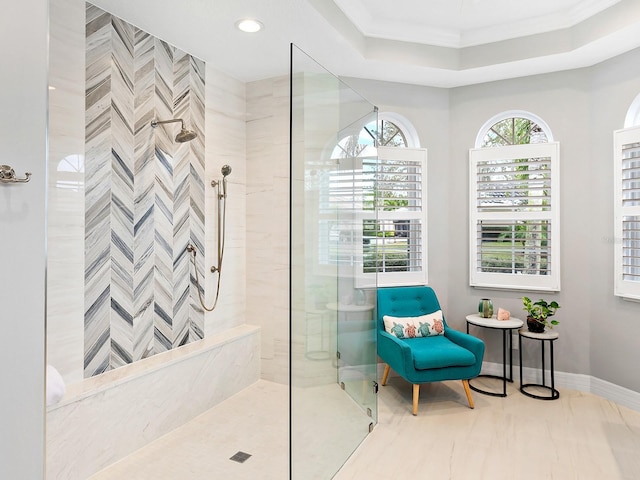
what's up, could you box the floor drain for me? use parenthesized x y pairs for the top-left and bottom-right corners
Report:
(230, 451), (252, 463)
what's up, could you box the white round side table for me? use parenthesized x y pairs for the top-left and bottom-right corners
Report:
(466, 314), (524, 397)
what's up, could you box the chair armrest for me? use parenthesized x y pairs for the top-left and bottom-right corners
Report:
(377, 330), (414, 377)
(444, 328), (485, 363)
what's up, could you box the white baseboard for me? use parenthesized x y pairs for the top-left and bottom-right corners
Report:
(376, 361), (640, 412)
(591, 376), (640, 412)
(480, 361), (592, 393)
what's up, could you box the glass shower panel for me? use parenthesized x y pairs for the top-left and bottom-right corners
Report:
(290, 44), (378, 479)
(335, 111), (378, 426)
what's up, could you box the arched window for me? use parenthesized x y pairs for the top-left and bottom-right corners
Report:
(330, 112), (420, 160)
(377, 118), (407, 147)
(325, 114), (428, 286)
(376, 112), (420, 148)
(614, 97), (640, 299)
(476, 110), (554, 147)
(470, 111), (560, 291)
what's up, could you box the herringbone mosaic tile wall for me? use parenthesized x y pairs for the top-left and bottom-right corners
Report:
(84, 3), (205, 377)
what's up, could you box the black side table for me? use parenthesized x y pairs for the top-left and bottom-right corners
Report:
(466, 314), (524, 397)
(518, 329), (560, 400)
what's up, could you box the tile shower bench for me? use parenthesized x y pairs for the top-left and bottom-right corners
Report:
(46, 324), (260, 480)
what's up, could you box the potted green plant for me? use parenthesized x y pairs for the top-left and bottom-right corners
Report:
(522, 297), (560, 333)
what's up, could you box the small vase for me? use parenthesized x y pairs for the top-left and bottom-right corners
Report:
(478, 299), (493, 318)
(527, 316), (545, 333)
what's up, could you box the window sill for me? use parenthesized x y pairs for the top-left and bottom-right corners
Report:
(471, 284), (560, 294)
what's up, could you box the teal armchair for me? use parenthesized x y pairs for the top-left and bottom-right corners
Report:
(377, 286), (485, 415)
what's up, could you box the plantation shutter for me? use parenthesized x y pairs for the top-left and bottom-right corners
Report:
(469, 142), (561, 291)
(320, 155), (373, 268)
(357, 146), (428, 287)
(614, 126), (640, 299)
(320, 146), (427, 287)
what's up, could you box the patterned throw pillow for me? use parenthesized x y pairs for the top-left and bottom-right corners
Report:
(383, 310), (445, 339)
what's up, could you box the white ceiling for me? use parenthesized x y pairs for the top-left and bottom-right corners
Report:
(91, 0), (640, 88)
(333, 0), (622, 47)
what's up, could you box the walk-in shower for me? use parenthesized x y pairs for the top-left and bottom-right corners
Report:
(45, 4), (259, 478)
(151, 118), (198, 143)
(46, 1), (377, 478)
(188, 164), (232, 312)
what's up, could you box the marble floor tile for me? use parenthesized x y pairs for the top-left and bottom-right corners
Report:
(89, 380), (289, 480)
(87, 377), (640, 480)
(335, 377), (640, 480)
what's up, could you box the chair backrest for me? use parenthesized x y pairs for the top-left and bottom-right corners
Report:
(377, 286), (447, 330)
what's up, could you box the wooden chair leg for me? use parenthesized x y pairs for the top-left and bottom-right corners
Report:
(381, 364), (391, 386)
(462, 379), (474, 409)
(412, 384), (420, 415)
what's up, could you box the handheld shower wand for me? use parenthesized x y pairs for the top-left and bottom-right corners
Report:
(212, 165), (232, 198)
(188, 165), (232, 312)
(221, 165), (231, 198)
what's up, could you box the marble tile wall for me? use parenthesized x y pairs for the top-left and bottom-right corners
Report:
(246, 76), (291, 385)
(203, 67), (248, 336)
(48, 0), (249, 386)
(84, 3), (206, 377)
(48, 0), (87, 385)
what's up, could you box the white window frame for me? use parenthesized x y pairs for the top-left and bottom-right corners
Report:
(475, 110), (555, 147)
(356, 146), (428, 288)
(378, 111), (421, 148)
(614, 125), (640, 300)
(624, 93), (640, 129)
(469, 142), (561, 292)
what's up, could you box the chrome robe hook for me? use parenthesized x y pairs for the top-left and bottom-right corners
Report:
(0, 165), (31, 184)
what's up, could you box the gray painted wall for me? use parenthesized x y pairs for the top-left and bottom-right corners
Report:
(589, 49), (640, 392)
(348, 48), (640, 393)
(448, 69), (593, 378)
(0, 0), (47, 477)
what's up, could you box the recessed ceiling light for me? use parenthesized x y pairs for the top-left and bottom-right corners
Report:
(235, 19), (263, 33)
(48, 85), (56, 90)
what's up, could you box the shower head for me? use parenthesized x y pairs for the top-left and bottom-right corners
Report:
(175, 127), (197, 143)
(221, 165), (232, 177)
(151, 118), (198, 143)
